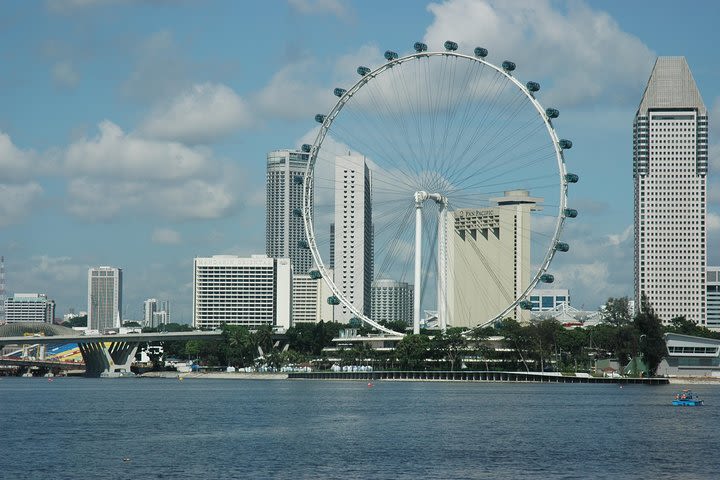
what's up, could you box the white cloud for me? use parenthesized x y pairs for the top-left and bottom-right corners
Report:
(708, 213), (720, 232)
(52, 61), (80, 89)
(30, 255), (87, 284)
(288, 0), (352, 20)
(66, 177), (235, 221)
(605, 224), (633, 246)
(253, 60), (335, 121)
(423, 0), (655, 107)
(0, 183), (43, 227)
(140, 83), (252, 144)
(151, 227), (182, 244)
(64, 120), (210, 180)
(0, 132), (39, 182)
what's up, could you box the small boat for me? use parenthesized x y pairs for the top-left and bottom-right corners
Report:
(673, 389), (703, 406)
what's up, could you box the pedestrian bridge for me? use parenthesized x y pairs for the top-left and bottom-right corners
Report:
(0, 323), (222, 377)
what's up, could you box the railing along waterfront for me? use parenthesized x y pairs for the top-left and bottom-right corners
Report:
(288, 370), (669, 384)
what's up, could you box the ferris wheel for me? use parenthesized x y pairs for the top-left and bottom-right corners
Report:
(300, 41), (578, 335)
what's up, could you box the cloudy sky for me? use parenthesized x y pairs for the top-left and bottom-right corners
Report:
(1, 0), (719, 322)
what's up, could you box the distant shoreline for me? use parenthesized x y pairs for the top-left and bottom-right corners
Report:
(141, 371), (288, 380)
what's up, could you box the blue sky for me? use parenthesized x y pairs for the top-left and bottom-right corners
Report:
(1, 0), (719, 322)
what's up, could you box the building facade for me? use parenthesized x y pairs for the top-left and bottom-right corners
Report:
(143, 298), (157, 327)
(266, 149), (313, 275)
(192, 255), (291, 330)
(4, 293), (55, 323)
(333, 154), (373, 322)
(371, 279), (413, 325)
(445, 190), (539, 328)
(291, 273), (334, 324)
(529, 288), (570, 312)
(88, 266), (122, 332)
(633, 57), (708, 325)
(707, 267), (720, 330)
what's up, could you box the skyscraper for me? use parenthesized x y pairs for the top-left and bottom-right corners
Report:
(143, 298), (157, 327)
(266, 149), (313, 275)
(88, 266), (122, 332)
(633, 57), (708, 325)
(334, 154), (373, 322)
(371, 279), (413, 325)
(445, 190), (540, 328)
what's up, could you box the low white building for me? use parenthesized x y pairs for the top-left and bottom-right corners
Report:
(529, 289), (570, 311)
(193, 255), (291, 330)
(657, 333), (720, 377)
(292, 272), (334, 324)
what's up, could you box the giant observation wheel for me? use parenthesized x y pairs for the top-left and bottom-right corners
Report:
(301, 41), (578, 335)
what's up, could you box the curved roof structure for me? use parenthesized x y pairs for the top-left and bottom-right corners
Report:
(0, 322), (76, 338)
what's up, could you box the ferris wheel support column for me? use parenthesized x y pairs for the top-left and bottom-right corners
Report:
(437, 202), (448, 333)
(413, 196), (424, 335)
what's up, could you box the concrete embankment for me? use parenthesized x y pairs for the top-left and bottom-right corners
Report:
(288, 370), (669, 384)
(668, 376), (720, 385)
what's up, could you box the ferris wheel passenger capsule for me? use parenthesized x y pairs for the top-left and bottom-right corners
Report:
(444, 40), (458, 51)
(555, 242), (570, 252)
(559, 139), (573, 150)
(292, 208), (303, 218)
(327, 296), (341, 305)
(546, 108), (560, 119)
(333, 88), (346, 97)
(298, 240), (310, 249)
(474, 47), (488, 58)
(564, 208), (578, 218)
(502, 61), (516, 72)
(293, 175), (303, 185)
(526, 81), (540, 92)
(315, 114), (326, 123)
(301, 144), (311, 153)
(309, 270), (322, 280)
(519, 300), (533, 310)
(540, 274), (555, 284)
(384, 50), (398, 61)
(414, 42), (428, 52)
(357, 66), (371, 76)
(565, 173), (579, 183)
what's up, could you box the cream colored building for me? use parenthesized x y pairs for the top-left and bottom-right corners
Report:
(292, 272), (335, 324)
(445, 190), (540, 328)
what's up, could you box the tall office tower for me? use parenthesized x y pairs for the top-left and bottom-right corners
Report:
(143, 298), (157, 327)
(333, 154), (373, 322)
(158, 299), (170, 324)
(371, 279), (413, 325)
(4, 293), (55, 323)
(266, 150), (313, 274)
(88, 266), (122, 332)
(707, 267), (720, 330)
(633, 57), (708, 325)
(445, 190), (540, 328)
(193, 255), (291, 330)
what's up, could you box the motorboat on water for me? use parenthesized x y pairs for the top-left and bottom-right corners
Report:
(673, 389), (703, 406)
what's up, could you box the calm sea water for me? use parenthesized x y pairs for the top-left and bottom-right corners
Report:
(1, 377), (718, 479)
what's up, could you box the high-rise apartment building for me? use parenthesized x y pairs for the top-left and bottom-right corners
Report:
(143, 298), (157, 327)
(192, 255), (291, 330)
(266, 150), (313, 275)
(371, 279), (413, 325)
(633, 57), (708, 325)
(4, 293), (55, 323)
(88, 266), (122, 332)
(445, 190), (539, 328)
(333, 155), (373, 322)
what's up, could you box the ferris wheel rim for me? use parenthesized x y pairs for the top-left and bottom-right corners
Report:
(302, 49), (570, 335)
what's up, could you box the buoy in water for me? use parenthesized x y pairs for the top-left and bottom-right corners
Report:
(367, 382), (374, 388)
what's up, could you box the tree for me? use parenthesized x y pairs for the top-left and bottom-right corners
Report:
(532, 319), (564, 371)
(223, 325), (254, 367)
(498, 319), (533, 372)
(395, 334), (430, 370)
(634, 293), (666, 375)
(62, 315), (87, 328)
(602, 297), (632, 326)
(430, 328), (467, 370)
